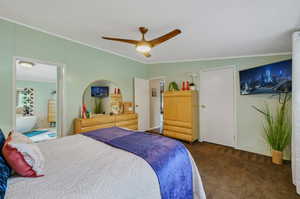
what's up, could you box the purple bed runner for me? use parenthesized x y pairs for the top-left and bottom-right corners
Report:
(82, 127), (193, 199)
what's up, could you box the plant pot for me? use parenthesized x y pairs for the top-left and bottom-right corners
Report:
(272, 150), (283, 165)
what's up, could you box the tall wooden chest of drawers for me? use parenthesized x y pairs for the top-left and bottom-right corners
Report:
(163, 90), (199, 142)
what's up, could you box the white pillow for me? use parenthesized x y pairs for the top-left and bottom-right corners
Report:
(6, 132), (45, 176)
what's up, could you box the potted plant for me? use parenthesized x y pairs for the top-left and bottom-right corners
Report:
(253, 93), (292, 165)
(168, 82), (179, 91)
(94, 97), (103, 114)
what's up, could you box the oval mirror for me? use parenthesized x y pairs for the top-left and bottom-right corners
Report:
(82, 80), (118, 115)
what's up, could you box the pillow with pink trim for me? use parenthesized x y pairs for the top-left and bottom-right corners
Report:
(2, 132), (45, 177)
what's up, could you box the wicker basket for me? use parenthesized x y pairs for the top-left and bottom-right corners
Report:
(272, 150), (283, 165)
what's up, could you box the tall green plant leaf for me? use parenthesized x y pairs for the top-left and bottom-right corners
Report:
(252, 93), (291, 152)
(94, 97), (102, 114)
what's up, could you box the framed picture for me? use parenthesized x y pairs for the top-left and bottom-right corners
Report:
(239, 59), (292, 95)
(152, 88), (157, 97)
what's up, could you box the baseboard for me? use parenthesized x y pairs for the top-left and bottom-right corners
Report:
(198, 141), (291, 160)
(148, 126), (160, 130)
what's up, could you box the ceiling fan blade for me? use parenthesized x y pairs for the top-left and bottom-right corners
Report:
(143, 52), (151, 57)
(102, 37), (139, 45)
(149, 29), (181, 47)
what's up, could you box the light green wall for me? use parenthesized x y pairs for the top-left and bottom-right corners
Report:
(0, 18), (292, 158)
(148, 55), (292, 158)
(16, 80), (56, 128)
(0, 19), (148, 135)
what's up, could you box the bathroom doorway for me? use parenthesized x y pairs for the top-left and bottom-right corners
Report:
(149, 77), (165, 133)
(12, 57), (64, 142)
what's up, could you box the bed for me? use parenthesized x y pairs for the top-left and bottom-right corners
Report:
(6, 127), (206, 199)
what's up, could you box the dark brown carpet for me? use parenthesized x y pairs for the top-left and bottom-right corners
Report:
(184, 142), (299, 199)
(146, 130), (299, 199)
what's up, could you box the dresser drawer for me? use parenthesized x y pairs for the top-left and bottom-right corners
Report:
(81, 116), (114, 127)
(116, 119), (137, 127)
(164, 120), (192, 129)
(81, 123), (115, 133)
(116, 118), (138, 130)
(164, 125), (192, 135)
(119, 124), (138, 131)
(115, 113), (137, 122)
(163, 130), (193, 142)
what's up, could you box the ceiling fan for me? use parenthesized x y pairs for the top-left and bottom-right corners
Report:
(102, 27), (181, 57)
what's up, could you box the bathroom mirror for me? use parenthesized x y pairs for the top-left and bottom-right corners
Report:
(82, 80), (119, 115)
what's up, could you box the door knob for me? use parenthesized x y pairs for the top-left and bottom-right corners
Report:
(201, 105), (206, 108)
(135, 105), (139, 107)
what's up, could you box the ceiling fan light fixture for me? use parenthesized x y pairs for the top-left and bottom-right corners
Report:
(136, 43), (151, 53)
(102, 27), (181, 57)
(18, 61), (35, 68)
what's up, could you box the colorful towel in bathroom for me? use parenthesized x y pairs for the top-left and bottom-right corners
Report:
(23, 129), (49, 137)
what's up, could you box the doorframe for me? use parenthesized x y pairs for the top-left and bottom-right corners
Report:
(149, 76), (166, 80)
(148, 76), (166, 130)
(199, 65), (238, 148)
(12, 56), (66, 137)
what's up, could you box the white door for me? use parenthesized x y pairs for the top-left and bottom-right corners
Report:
(134, 77), (150, 131)
(200, 67), (235, 147)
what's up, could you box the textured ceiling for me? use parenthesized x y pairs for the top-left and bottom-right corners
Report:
(1, 0), (299, 63)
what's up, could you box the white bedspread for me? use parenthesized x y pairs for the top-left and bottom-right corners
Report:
(6, 134), (206, 199)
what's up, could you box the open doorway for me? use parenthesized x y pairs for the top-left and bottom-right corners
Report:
(13, 58), (64, 142)
(149, 77), (165, 133)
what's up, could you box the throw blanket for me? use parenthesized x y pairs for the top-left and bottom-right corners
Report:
(83, 127), (193, 199)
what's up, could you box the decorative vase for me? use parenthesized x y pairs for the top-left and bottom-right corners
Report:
(272, 150), (283, 165)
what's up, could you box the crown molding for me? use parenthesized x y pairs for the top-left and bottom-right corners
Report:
(145, 52), (292, 65)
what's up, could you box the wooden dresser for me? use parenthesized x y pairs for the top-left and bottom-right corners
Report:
(74, 113), (138, 134)
(163, 90), (199, 142)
